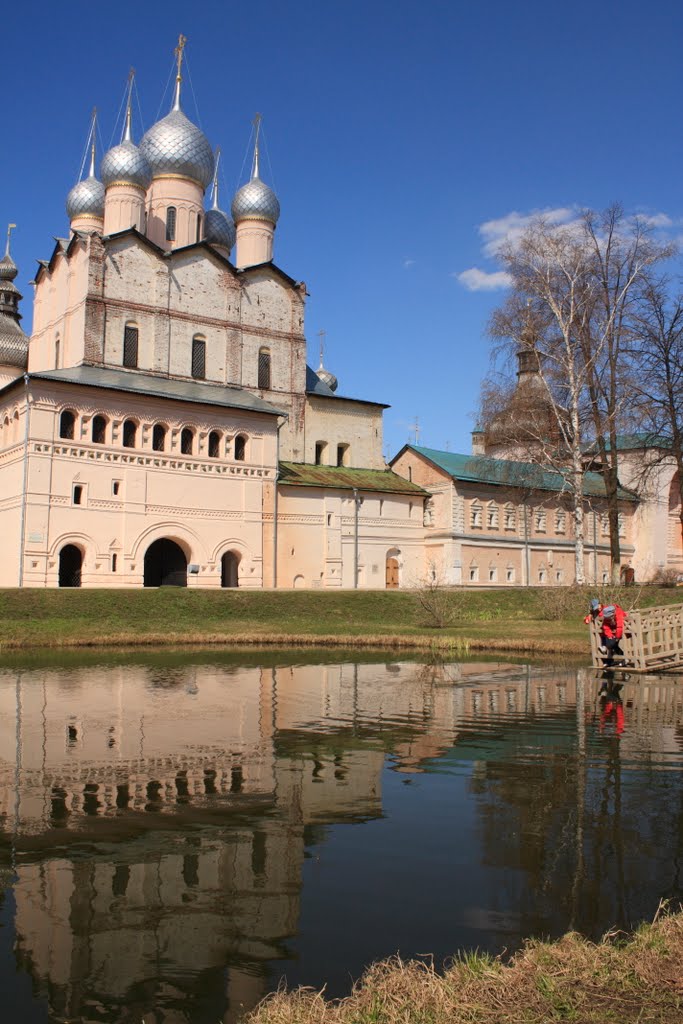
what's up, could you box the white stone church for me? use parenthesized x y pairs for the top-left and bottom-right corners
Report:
(0, 50), (679, 589)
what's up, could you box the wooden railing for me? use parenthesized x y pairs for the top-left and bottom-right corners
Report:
(590, 602), (683, 672)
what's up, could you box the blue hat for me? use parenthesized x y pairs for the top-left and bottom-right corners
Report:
(590, 599), (600, 610)
(602, 605), (616, 617)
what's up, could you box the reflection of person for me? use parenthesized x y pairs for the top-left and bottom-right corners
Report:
(598, 604), (626, 665)
(598, 677), (625, 736)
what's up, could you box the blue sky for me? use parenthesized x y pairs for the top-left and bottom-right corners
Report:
(4, 0), (683, 459)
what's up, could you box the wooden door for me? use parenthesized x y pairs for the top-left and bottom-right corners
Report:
(385, 557), (399, 589)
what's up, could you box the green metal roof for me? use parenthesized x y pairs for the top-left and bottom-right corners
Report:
(279, 461), (427, 495)
(403, 445), (637, 501)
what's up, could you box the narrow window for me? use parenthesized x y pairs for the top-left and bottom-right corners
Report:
(152, 424), (166, 452)
(258, 348), (271, 389)
(208, 431), (220, 458)
(379, 499), (384, 517)
(504, 503), (516, 530)
(92, 415), (106, 444)
(469, 565), (479, 582)
(123, 324), (138, 368)
(181, 427), (194, 456)
(73, 485), (83, 505)
(122, 419), (137, 448)
(489, 567), (497, 582)
(191, 336), (206, 380)
(196, 213), (202, 243)
(327, 513), (332, 526)
(112, 553), (118, 573)
(470, 501), (482, 528)
(112, 481), (120, 496)
(408, 465), (412, 482)
(315, 441), (326, 465)
(59, 410), (75, 440)
(234, 434), (246, 461)
(337, 443), (348, 467)
(166, 206), (176, 242)
(55, 336), (61, 369)
(487, 501), (499, 529)
(506, 567), (514, 583)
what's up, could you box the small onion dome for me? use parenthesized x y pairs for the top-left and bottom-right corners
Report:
(66, 142), (105, 222)
(0, 251), (18, 281)
(0, 319), (28, 369)
(101, 125), (152, 190)
(204, 207), (236, 251)
(232, 174), (280, 225)
(317, 365), (338, 392)
(140, 81), (214, 190)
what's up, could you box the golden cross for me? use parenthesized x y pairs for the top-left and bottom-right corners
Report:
(175, 34), (187, 79)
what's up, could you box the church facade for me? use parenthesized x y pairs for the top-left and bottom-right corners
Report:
(0, 48), (680, 590)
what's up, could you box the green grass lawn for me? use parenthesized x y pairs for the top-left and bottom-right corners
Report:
(0, 584), (679, 652)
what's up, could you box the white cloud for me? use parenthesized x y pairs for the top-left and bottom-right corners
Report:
(634, 211), (673, 228)
(402, 258), (416, 269)
(479, 206), (579, 257)
(456, 267), (513, 292)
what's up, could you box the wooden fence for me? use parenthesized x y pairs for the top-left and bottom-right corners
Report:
(590, 602), (683, 672)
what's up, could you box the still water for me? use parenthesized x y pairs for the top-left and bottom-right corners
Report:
(0, 649), (682, 1023)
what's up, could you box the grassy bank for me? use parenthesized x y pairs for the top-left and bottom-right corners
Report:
(0, 585), (680, 652)
(246, 910), (683, 1024)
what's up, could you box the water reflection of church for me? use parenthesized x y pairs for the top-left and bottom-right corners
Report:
(1, 660), (682, 1022)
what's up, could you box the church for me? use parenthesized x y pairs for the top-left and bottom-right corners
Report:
(0, 44), (680, 589)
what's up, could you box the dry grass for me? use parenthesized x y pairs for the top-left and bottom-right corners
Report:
(244, 909), (683, 1024)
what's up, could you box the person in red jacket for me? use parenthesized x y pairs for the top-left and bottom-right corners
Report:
(599, 604), (626, 663)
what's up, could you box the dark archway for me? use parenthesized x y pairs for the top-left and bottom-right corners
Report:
(144, 539), (188, 587)
(221, 551), (240, 588)
(59, 545), (82, 588)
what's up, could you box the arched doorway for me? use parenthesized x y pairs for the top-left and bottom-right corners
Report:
(59, 545), (83, 588)
(385, 553), (400, 589)
(144, 539), (187, 587)
(221, 551), (240, 588)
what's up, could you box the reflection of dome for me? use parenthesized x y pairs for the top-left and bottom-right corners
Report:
(101, 140), (152, 190)
(317, 366), (338, 392)
(232, 176), (280, 224)
(140, 99), (214, 189)
(204, 207), (235, 251)
(66, 175), (105, 220)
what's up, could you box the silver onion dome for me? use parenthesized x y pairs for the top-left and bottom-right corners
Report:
(66, 142), (105, 221)
(139, 80), (214, 189)
(0, 320), (28, 369)
(101, 104), (152, 190)
(0, 252), (18, 281)
(317, 366), (338, 392)
(232, 129), (279, 224)
(204, 207), (235, 251)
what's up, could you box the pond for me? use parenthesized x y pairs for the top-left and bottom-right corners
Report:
(0, 649), (682, 1023)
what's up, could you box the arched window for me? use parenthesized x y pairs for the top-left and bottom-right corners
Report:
(181, 427), (194, 456)
(123, 323), (138, 368)
(92, 415), (107, 444)
(59, 409), (76, 440)
(166, 206), (176, 242)
(208, 430), (220, 458)
(191, 335), (206, 379)
(535, 508), (547, 532)
(258, 347), (271, 389)
(122, 419), (137, 448)
(152, 423), (166, 452)
(486, 501), (499, 529)
(337, 443), (349, 467)
(504, 503), (516, 530)
(554, 509), (566, 534)
(234, 434), (246, 461)
(315, 441), (326, 465)
(470, 500), (482, 529)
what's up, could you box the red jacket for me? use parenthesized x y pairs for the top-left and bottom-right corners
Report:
(602, 605), (626, 640)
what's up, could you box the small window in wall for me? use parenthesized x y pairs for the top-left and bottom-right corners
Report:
(191, 336), (206, 380)
(337, 443), (349, 467)
(504, 503), (516, 530)
(181, 427), (194, 456)
(408, 465), (412, 482)
(112, 553), (118, 573)
(112, 480), (120, 496)
(489, 566), (497, 582)
(59, 409), (76, 440)
(73, 484), (83, 505)
(618, 513), (625, 538)
(196, 213), (202, 243)
(469, 565), (479, 582)
(152, 424), (166, 452)
(471, 501), (482, 528)
(166, 206), (176, 242)
(122, 419), (137, 448)
(208, 430), (220, 458)
(601, 513), (609, 537)
(379, 499), (384, 517)
(487, 501), (499, 529)
(123, 324), (139, 368)
(327, 513), (332, 526)
(315, 441), (326, 465)
(258, 348), (271, 389)
(92, 415), (107, 444)
(555, 510), (566, 534)
(234, 434), (246, 461)
(538, 567), (547, 584)
(555, 569), (564, 583)
(506, 566), (515, 583)
(408, 502), (413, 518)
(55, 336), (61, 369)
(535, 509), (547, 533)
